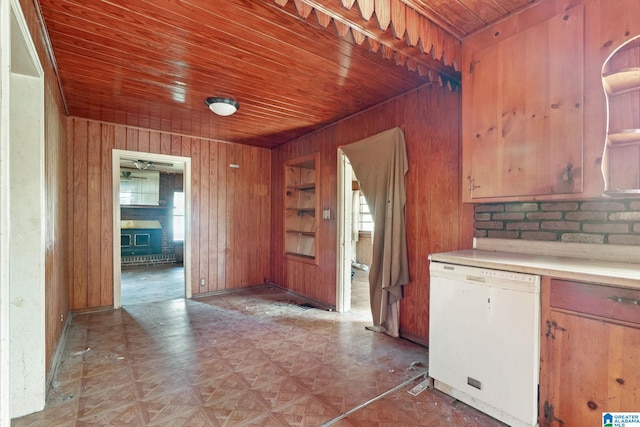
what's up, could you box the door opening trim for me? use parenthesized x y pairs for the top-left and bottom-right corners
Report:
(112, 149), (192, 308)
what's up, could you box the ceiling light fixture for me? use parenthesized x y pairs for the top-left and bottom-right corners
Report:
(205, 97), (239, 116)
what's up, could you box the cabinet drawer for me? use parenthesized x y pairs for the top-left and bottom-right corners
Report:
(550, 279), (640, 325)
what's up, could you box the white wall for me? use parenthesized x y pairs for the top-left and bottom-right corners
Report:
(0, 0), (11, 423)
(2, 0), (46, 420)
(9, 71), (45, 417)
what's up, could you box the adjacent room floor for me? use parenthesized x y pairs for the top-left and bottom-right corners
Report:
(120, 264), (186, 306)
(12, 271), (506, 426)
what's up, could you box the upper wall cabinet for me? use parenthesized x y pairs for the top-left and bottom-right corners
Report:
(602, 37), (640, 196)
(462, 5), (584, 202)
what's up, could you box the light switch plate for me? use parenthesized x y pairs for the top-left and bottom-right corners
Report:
(323, 209), (330, 220)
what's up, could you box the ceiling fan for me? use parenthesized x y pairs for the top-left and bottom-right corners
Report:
(120, 171), (146, 180)
(120, 158), (174, 170)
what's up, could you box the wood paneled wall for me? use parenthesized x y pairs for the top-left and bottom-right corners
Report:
(67, 119), (271, 310)
(356, 232), (373, 266)
(44, 71), (69, 375)
(271, 85), (474, 345)
(17, 0), (70, 377)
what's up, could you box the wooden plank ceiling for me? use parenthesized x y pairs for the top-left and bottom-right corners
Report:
(36, 0), (533, 148)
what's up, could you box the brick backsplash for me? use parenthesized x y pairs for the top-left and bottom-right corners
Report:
(475, 200), (640, 245)
(121, 254), (176, 268)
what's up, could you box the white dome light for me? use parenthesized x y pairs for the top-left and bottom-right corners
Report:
(205, 97), (239, 116)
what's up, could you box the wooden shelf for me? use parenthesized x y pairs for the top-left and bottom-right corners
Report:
(607, 129), (640, 147)
(286, 230), (315, 236)
(287, 183), (315, 191)
(286, 208), (315, 215)
(603, 68), (640, 96)
(285, 252), (315, 260)
(284, 154), (319, 261)
(603, 189), (640, 198)
(601, 36), (640, 199)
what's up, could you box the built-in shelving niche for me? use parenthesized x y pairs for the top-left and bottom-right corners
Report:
(284, 153), (319, 263)
(602, 37), (640, 197)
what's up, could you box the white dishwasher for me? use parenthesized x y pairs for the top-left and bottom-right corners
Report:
(428, 261), (540, 427)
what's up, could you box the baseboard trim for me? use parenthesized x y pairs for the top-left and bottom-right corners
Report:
(267, 283), (336, 312)
(45, 311), (73, 401)
(192, 283), (337, 311)
(191, 283), (268, 299)
(399, 330), (428, 348)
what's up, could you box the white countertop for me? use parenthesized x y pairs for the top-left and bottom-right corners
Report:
(429, 240), (640, 290)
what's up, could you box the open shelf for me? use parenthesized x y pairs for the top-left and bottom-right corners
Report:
(284, 252), (314, 260)
(603, 68), (640, 96)
(602, 38), (640, 197)
(284, 153), (319, 262)
(607, 129), (640, 147)
(292, 183), (315, 191)
(286, 230), (315, 236)
(286, 208), (315, 215)
(603, 189), (640, 197)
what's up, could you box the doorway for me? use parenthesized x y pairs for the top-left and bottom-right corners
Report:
(112, 149), (192, 308)
(337, 149), (372, 320)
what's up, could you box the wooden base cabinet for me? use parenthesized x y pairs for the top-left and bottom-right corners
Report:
(540, 278), (640, 426)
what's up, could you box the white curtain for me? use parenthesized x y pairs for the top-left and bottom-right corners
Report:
(342, 127), (409, 337)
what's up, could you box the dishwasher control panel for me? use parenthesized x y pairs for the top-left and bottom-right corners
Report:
(478, 268), (537, 283)
(431, 262), (540, 293)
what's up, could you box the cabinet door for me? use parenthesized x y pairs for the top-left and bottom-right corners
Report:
(542, 312), (640, 426)
(463, 5), (584, 201)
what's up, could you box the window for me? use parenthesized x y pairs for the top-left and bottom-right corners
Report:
(359, 192), (373, 232)
(119, 170), (160, 206)
(173, 191), (185, 241)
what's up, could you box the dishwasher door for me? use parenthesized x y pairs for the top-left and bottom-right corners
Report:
(428, 261), (541, 427)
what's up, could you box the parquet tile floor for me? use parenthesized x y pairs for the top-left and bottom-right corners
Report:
(12, 267), (506, 426)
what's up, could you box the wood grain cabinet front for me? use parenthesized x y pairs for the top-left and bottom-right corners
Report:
(462, 5), (585, 202)
(539, 278), (640, 426)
